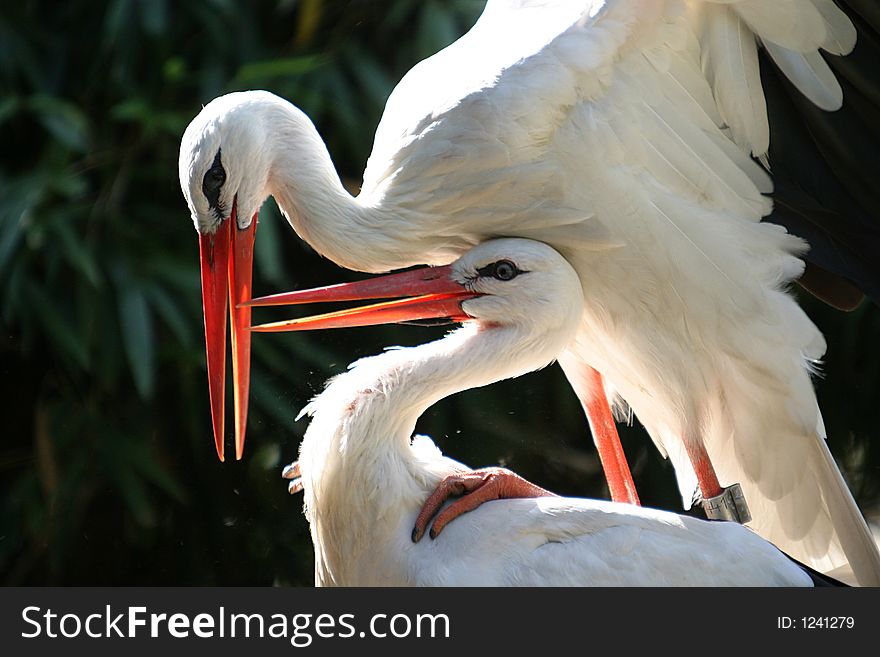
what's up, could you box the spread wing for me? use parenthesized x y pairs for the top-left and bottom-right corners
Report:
(359, 0), (868, 287)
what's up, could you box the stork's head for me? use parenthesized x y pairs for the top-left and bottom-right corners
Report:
(451, 238), (583, 337)
(179, 92), (282, 461)
(246, 238), (583, 375)
(179, 91), (282, 236)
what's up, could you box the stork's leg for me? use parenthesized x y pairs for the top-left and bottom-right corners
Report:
(558, 354), (640, 505)
(683, 438), (751, 523)
(684, 439), (722, 500)
(580, 368), (640, 505)
(412, 467), (557, 542)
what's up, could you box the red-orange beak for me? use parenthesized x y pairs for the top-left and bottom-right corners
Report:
(245, 265), (480, 333)
(198, 203), (256, 462)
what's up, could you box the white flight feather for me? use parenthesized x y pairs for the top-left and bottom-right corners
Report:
(729, 0), (827, 53)
(699, 3), (769, 155)
(809, 0), (857, 55)
(762, 42), (844, 111)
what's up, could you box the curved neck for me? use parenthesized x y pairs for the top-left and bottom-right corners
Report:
(300, 322), (559, 584)
(323, 322), (552, 459)
(354, 326), (528, 438)
(265, 102), (420, 273)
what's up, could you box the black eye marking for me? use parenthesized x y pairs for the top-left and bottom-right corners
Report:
(202, 149), (227, 215)
(477, 259), (524, 282)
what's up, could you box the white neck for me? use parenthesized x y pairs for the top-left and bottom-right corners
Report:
(298, 322), (561, 585)
(263, 102), (428, 273)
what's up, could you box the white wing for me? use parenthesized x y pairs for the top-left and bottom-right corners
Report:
(357, 0), (879, 584)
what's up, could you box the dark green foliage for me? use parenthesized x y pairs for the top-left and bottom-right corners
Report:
(0, 0), (877, 585)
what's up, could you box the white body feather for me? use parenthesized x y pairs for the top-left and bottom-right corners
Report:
(296, 239), (812, 587)
(180, 0), (880, 583)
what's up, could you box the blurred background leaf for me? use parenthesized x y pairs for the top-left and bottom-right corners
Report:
(0, 0), (877, 586)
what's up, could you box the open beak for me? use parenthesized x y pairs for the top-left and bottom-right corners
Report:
(198, 202), (257, 462)
(245, 265), (480, 333)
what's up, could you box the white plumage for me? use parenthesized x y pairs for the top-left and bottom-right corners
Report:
(179, 0), (880, 583)
(293, 238), (813, 586)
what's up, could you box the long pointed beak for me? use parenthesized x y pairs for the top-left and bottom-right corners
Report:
(198, 205), (256, 462)
(198, 221), (230, 462)
(229, 215), (256, 461)
(241, 265), (463, 307)
(247, 265), (480, 332)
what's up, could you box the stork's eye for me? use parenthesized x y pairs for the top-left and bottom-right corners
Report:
(493, 260), (517, 280)
(477, 259), (522, 281)
(202, 150), (226, 210)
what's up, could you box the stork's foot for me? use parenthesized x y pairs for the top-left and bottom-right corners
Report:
(412, 467), (558, 542)
(282, 460), (303, 495)
(702, 483), (751, 524)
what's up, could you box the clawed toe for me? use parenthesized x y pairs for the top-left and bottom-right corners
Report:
(282, 461), (303, 495)
(412, 467), (557, 543)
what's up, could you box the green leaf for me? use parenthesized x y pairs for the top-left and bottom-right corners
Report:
(110, 98), (151, 122)
(417, 1), (461, 58)
(111, 98), (188, 137)
(136, 0), (167, 36)
(0, 209), (25, 279)
(143, 282), (193, 348)
(27, 95), (91, 152)
(351, 56), (394, 108)
(102, 0), (134, 43)
(233, 55), (328, 85)
(48, 214), (102, 288)
(145, 253), (199, 293)
(162, 56), (186, 83)
(0, 96), (21, 125)
(0, 173), (48, 275)
(27, 282), (90, 369)
(117, 282), (156, 399)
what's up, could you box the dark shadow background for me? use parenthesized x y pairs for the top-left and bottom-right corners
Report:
(1, 0), (877, 585)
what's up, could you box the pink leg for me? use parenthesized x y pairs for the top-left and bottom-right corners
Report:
(683, 438), (723, 500)
(412, 467), (558, 542)
(579, 367), (640, 506)
(683, 437), (751, 523)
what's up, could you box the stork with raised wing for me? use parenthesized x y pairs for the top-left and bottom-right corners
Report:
(179, 0), (880, 584)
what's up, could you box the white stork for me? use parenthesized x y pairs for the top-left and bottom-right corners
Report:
(264, 238), (825, 586)
(178, 0), (880, 584)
